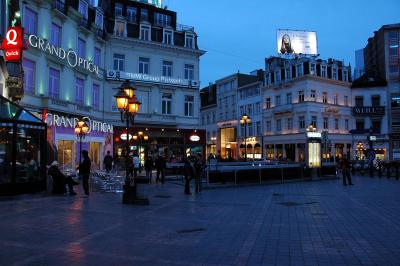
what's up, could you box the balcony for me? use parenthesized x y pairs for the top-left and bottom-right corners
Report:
(52, 0), (67, 15)
(176, 24), (194, 32)
(272, 104), (294, 115)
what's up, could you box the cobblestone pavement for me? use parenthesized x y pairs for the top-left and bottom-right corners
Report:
(1, 176), (400, 266)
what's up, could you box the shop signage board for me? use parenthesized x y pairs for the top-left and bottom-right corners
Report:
(106, 70), (200, 87)
(27, 35), (100, 75)
(189, 134), (200, 142)
(307, 132), (322, 139)
(352, 106), (385, 116)
(1, 27), (25, 61)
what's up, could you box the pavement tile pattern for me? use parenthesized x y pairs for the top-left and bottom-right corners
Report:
(0, 176), (400, 266)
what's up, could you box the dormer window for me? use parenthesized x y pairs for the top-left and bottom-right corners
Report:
(141, 9), (148, 22)
(127, 7), (137, 23)
(275, 70), (281, 83)
(163, 29), (173, 45)
(343, 70), (348, 82)
(78, 0), (88, 19)
(296, 64), (303, 76)
(155, 12), (172, 27)
(321, 65), (327, 78)
(115, 3), (123, 17)
(185, 33), (194, 49)
(114, 21), (126, 37)
(95, 10), (103, 29)
(140, 25), (151, 41)
(310, 63), (316, 75)
(285, 68), (291, 80)
(332, 68), (337, 80)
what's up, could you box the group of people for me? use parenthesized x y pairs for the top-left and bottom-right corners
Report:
(48, 150), (91, 197)
(183, 154), (205, 195)
(144, 155), (167, 184)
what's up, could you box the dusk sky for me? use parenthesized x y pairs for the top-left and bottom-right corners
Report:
(164, 0), (400, 87)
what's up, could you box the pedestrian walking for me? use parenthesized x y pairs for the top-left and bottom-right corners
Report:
(194, 154), (205, 193)
(144, 156), (154, 184)
(183, 158), (194, 195)
(155, 155), (166, 184)
(132, 152), (140, 178)
(78, 150), (91, 196)
(340, 155), (354, 186)
(103, 150), (113, 173)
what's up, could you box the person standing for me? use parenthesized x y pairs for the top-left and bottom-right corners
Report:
(103, 151), (113, 173)
(132, 152), (140, 178)
(183, 158), (193, 195)
(144, 156), (154, 184)
(194, 154), (205, 193)
(155, 156), (166, 184)
(340, 155), (354, 186)
(78, 150), (91, 196)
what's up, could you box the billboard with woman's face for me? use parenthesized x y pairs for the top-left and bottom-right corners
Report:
(277, 29), (318, 55)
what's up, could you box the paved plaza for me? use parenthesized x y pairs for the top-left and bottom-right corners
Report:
(1, 176), (400, 266)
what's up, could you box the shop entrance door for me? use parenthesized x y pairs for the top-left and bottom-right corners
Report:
(57, 140), (75, 171)
(89, 142), (101, 170)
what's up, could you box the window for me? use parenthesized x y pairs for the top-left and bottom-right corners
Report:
(286, 93), (292, 104)
(287, 118), (293, 130)
(140, 25), (151, 41)
(247, 104), (253, 115)
(275, 71), (281, 83)
(297, 64), (303, 76)
(75, 78), (84, 105)
(140, 9), (148, 22)
(248, 124), (253, 136)
(22, 59), (35, 94)
(127, 7), (137, 23)
(185, 34), (194, 49)
(201, 116), (204, 125)
(256, 121), (262, 136)
(345, 119), (349, 130)
(335, 118), (339, 130)
(24, 7), (37, 34)
(310, 63), (316, 75)
(240, 124), (245, 137)
(298, 90), (304, 102)
(255, 102), (261, 114)
(266, 98), (271, 109)
(266, 120), (271, 132)
(240, 106), (244, 116)
(322, 92), (328, 103)
(321, 65), (326, 78)
(299, 116), (305, 129)
(206, 114), (210, 124)
(184, 64), (194, 80)
(334, 94), (338, 105)
(162, 93), (172, 114)
(139, 57), (149, 74)
(162, 61), (173, 77)
(163, 29), (173, 45)
(311, 116), (317, 128)
(355, 96), (364, 107)
(323, 117), (329, 129)
(77, 38), (86, 58)
(372, 95), (380, 106)
(50, 23), (61, 47)
(356, 119), (364, 131)
(94, 47), (101, 66)
(113, 54), (125, 71)
(115, 3), (123, 16)
(276, 119), (282, 131)
(184, 95), (194, 117)
(48, 67), (60, 99)
(78, 0), (88, 18)
(95, 11), (103, 28)
(344, 96), (348, 106)
(154, 12), (171, 27)
(310, 90), (316, 101)
(372, 120), (381, 133)
(275, 95), (281, 106)
(212, 112), (215, 123)
(343, 70), (348, 82)
(92, 84), (100, 110)
(115, 21), (126, 37)
(332, 68), (337, 80)
(285, 68), (291, 80)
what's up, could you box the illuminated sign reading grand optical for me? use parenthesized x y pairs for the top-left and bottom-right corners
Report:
(28, 35), (100, 75)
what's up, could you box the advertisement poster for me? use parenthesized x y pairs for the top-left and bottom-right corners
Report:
(277, 29), (318, 55)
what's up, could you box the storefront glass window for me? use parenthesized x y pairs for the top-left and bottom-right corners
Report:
(0, 124), (13, 184)
(89, 142), (101, 170)
(57, 140), (75, 170)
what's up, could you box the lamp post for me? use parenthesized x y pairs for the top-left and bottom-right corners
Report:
(74, 119), (89, 164)
(240, 114), (251, 161)
(114, 80), (141, 204)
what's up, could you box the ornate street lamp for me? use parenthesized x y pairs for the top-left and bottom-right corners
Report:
(240, 114), (251, 161)
(74, 119), (89, 163)
(114, 80), (143, 204)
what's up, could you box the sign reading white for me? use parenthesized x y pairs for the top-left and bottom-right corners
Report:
(28, 35), (100, 75)
(307, 132), (322, 138)
(277, 29), (318, 55)
(44, 113), (113, 134)
(106, 70), (199, 87)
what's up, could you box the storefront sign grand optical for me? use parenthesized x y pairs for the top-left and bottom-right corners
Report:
(44, 113), (113, 134)
(28, 35), (100, 74)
